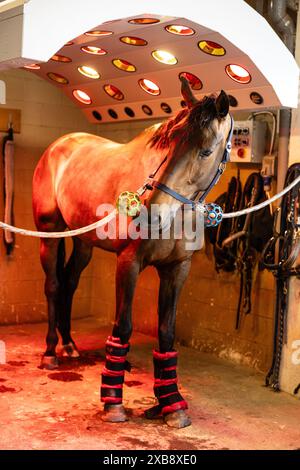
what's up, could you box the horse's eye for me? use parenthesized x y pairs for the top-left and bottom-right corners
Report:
(199, 149), (213, 158)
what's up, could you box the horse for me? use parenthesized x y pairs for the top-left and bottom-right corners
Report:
(32, 77), (232, 428)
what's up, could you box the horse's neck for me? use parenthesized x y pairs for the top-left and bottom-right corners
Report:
(126, 124), (196, 203)
(130, 124), (168, 176)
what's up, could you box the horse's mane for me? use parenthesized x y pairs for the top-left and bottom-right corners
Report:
(149, 95), (218, 150)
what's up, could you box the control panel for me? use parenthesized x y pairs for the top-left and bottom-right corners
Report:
(230, 120), (267, 163)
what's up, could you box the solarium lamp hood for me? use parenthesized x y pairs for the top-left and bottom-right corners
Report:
(0, 0), (299, 123)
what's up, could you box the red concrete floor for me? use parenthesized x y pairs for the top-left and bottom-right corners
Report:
(0, 317), (300, 450)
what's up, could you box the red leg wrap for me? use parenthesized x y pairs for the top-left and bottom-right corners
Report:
(101, 336), (130, 405)
(153, 349), (188, 415)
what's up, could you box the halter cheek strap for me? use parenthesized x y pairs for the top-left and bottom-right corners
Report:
(145, 115), (234, 209)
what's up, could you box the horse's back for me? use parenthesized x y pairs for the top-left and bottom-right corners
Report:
(36, 132), (118, 169)
(32, 132), (120, 230)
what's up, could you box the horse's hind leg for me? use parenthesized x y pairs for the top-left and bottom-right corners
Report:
(145, 259), (192, 428)
(40, 238), (63, 369)
(58, 237), (93, 357)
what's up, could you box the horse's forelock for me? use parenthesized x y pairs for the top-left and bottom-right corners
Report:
(149, 94), (218, 150)
(188, 95), (218, 129)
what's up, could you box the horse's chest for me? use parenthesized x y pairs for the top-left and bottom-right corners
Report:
(141, 238), (190, 266)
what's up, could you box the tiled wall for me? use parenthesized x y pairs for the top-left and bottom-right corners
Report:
(0, 69), (275, 372)
(0, 69), (98, 324)
(175, 167), (275, 372)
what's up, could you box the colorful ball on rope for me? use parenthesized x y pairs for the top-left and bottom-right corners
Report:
(203, 203), (223, 228)
(116, 191), (142, 217)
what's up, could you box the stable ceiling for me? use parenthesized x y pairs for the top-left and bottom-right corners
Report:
(0, 0), (299, 123)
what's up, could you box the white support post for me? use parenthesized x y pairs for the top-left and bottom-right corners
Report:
(0, 79), (5, 104)
(279, 7), (300, 396)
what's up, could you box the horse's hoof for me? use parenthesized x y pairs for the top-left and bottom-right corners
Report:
(40, 355), (59, 370)
(101, 404), (128, 423)
(61, 342), (80, 358)
(164, 410), (191, 429)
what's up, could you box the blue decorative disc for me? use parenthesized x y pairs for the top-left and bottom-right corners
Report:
(204, 203), (223, 228)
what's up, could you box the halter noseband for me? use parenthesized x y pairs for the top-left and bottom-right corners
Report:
(144, 115), (234, 209)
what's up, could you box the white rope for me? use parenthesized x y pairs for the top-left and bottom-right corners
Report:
(0, 175), (299, 238)
(222, 174), (300, 219)
(0, 209), (117, 238)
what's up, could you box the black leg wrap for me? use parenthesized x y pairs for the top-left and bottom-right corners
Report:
(101, 336), (130, 405)
(151, 350), (188, 416)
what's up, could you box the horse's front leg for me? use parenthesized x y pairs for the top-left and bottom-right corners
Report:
(101, 246), (140, 423)
(146, 259), (192, 428)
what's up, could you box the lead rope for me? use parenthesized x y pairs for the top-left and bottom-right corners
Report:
(0, 175), (299, 238)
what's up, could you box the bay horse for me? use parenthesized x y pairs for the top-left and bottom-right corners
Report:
(32, 77), (232, 428)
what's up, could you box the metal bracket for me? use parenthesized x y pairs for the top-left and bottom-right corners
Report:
(0, 108), (21, 133)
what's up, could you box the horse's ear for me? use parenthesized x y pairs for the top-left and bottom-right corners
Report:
(180, 76), (198, 109)
(216, 90), (229, 118)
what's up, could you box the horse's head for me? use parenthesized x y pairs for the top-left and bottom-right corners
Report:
(179, 76), (232, 194)
(150, 77), (232, 199)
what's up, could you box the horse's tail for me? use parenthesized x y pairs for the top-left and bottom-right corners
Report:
(32, 144), (67, 233)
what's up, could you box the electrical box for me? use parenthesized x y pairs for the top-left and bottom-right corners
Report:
(230, 120), (267, 163)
